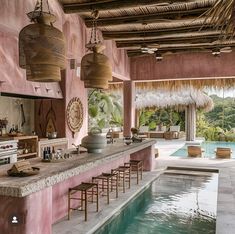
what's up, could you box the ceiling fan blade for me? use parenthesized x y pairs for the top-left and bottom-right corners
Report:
(147, 50), (155, 54)
(221, 46), (232, 53)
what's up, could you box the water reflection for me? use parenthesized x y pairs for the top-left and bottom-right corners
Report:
(97, 172), (218, 234)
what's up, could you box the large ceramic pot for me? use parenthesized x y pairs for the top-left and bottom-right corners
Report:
(81, 127), (107, 153)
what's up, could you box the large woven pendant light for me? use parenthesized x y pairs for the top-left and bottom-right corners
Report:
(80, 10), (112, 89)
(19, 0), (66, 82)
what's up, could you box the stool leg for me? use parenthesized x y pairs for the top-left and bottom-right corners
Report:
(102, 178), (104, 192)
(116, 174), (118, 198)
(107, 178), (110, 204)
(137, 166), (139, 184)
(96, 184), (99, 212)
(68, 190), (71, 220)
(81, 191), (84, 210)
(85, 190), (88, 221)
(111, 177), (113, 192)
(141, 164), (143, 180)
(128, 168), (131, 188)
(123, 172), (125, 193)
(91, 187), (94, 203)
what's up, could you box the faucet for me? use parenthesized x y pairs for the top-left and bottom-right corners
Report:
(72, 143), (80, 154)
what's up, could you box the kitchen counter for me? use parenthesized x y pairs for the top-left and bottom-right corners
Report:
(0, 139), (156, 234)
(0, 139), (155, 197)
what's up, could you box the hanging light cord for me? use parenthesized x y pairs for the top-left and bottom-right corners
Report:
(30, 0), (52, 23)
(89, 10), (100, 45)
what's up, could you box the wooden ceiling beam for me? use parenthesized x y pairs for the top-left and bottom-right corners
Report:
(116, 34), (226, 49)
(102, 25), (216, 40)
(62, 0), (198, 14)
(84, 7), (209, 27)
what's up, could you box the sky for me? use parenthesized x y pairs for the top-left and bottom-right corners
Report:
(207, 88), (235, 98)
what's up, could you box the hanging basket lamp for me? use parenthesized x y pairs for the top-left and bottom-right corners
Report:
(19, 0), (66, 82)
(80, 10), (112, 89)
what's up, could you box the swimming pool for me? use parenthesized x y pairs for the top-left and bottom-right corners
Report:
(96, 171), (218, 234)
(171, 141), (235, 158)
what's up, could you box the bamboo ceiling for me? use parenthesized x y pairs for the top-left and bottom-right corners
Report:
(59, 0), (235, 57)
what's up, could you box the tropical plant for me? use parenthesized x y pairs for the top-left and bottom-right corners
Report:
(138, 107), (185, 131)
(88, 89), (123, 130)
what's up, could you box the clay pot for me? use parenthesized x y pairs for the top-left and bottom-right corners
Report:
(81, 127), (107, 153)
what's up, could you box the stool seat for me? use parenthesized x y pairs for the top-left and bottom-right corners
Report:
(96, 172), (117, 179)
(116, 166), (130, 172)
(70, 182), (97, 191)
(129, 160), (141, 164)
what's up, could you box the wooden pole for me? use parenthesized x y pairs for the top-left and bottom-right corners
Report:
(123, 81), (135, 137)
(186, 104), (196, 141)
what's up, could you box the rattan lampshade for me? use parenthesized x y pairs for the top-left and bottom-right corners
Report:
(80, 46), (112, 89)
(19, 6), (66, 82)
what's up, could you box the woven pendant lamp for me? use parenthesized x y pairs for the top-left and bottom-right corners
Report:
(19, 0), (66, 82)
(80, 10), (112, 89)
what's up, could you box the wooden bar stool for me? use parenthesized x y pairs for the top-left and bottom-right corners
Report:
(68, 182), (98, 221)
(125, 160), (143, 184)
(111, 166), (131, 193)
(92, 172), (118, 204)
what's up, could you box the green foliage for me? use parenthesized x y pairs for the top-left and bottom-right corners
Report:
(139, 110), (155, 127)
(88, 89), (123, 130)
(138, 107), (185, 131)
(149, 121), (157, 130)
(197, 94), (235, 141)
(205, 95), (235, 130)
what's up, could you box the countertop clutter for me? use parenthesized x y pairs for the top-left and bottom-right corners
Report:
(0, 139), (156, 197)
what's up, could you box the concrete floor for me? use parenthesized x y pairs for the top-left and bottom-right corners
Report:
(53, 138), (235, 234)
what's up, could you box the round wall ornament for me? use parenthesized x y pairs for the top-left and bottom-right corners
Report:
(66, 97), (83, 136)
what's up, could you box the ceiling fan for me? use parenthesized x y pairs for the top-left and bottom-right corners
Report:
(212, 46), (232, 56)
(140, 22), (158, 54)
(140, 44), (158, 54)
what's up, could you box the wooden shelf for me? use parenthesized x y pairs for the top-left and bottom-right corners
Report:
(18, 152), (37, 159)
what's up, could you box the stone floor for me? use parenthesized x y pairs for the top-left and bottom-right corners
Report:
(53, 138), (235, 234)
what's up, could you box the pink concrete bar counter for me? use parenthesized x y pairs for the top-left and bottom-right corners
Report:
(0, 139), (156, 234)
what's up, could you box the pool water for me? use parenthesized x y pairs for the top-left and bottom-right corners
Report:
(171, 141), (235, 158)
(96, 172), (218, 234)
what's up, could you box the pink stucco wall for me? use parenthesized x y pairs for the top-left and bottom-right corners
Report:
(0, 0), (130, 145)
(0, 187), (52, 234)
(131, 52), (235, 81)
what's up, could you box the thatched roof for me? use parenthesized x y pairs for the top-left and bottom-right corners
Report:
(59, 0), (235, 57)
(202, 0), (235, 36)
(135, 88), (213, 111)
(109, 77), (235, 91)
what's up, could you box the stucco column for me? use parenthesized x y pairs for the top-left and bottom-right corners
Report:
(123, 81), (135, 137)
(185, 104), (196, 141)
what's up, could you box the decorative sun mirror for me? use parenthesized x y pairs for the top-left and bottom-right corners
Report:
(66, 97), (84, 137)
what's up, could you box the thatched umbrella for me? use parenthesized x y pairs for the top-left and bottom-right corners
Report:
(135, 88), (213, 111)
